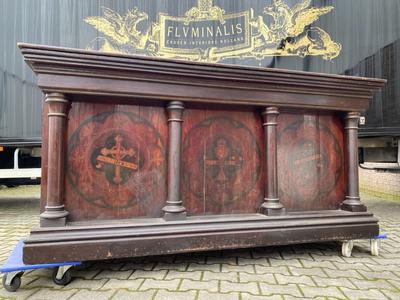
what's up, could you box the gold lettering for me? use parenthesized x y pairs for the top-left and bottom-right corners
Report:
(167, 26), (174, 37)
(206, 27), (214, 37)
(183, 27), (189, 37)
(223, 25), (231, 36)
(216, 27), (222, 37)
(175, 27), (181, 38)
(236, 24), (243, 34)
(191, 27), (200, 38)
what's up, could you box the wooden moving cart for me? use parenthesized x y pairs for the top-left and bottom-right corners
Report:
(19, 43), (385, 264)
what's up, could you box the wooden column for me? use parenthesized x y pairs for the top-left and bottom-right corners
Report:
(260, 107), (285, 216)
(40, 93), (70, 227)
(163, 101), (187, 221)
(341, 112), (367, 212)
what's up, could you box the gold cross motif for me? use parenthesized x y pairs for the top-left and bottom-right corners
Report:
(205, 138), (243, 183)
(96, 135), (137, 184)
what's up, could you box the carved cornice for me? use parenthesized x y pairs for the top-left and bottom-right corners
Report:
(19, 43), (386, 111)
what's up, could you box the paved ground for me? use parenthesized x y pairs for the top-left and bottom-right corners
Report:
(0, 186), (399, 300)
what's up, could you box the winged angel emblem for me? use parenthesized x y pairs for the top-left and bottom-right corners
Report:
(85, 0), (341, 62)
(85, 7), (158, 54)
(252, 0), (341, 60)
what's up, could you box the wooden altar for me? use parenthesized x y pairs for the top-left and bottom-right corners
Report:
(19, 43), (385, 264)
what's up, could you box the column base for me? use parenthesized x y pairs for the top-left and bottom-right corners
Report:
(340, 196), (367, 212)
(260, 207), (286, 216)
(260, 199), (286, 216)
(40, 205), (69, 227)
(162, 203), (187, 221)
(40, 216), (67, 227)
(340, 202), (367, 212)
(163, 211), (187, 221)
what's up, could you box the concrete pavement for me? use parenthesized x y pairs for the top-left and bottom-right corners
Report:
(0, 186), (399, 299)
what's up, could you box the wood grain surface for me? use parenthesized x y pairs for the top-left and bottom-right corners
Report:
(42, 106), (347, 218)
(64, 102), (168, 221)
(277, 111), (345, 211)
(182, 108), (264, 215)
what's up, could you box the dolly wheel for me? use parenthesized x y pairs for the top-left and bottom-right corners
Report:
(371, 239), (379, 256)
(2, 272), (22, 292)
(52, 267), (72, 286)
(341, 240), (354, 257)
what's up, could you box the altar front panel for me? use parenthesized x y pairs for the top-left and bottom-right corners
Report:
(64, 102), (168, 221)
(277, 112), (346, 211)
(53, 104), (347, 220)
(182, 108), (264, 215)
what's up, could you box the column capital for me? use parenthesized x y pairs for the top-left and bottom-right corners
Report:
(167, 101), (184, 123)
(344, 112), (361, 129)
(45, 93), (70, 118)
(45, 92), (69, 103)
(345, 111), (361, 119)
(262, 107), (279, 126)
(262, 106), (279, 115)
(167, 101), (184, 110)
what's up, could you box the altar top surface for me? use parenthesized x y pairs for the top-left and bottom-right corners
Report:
(19, 43), (386, 111)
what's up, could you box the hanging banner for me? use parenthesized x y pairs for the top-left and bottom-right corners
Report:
(85, 0), (342, 62)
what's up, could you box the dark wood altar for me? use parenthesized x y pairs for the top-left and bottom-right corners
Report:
(19, 43), (385, 264)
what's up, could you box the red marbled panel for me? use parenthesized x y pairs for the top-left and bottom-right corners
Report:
(64, 102), (168, 221)
(182, 109), (264, 215)
(42, 103), (345, 221)
(277, 112), (345, 211)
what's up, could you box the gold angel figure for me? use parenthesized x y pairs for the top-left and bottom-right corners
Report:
(260, 0), (341, 60)
(287, 0), (333, 37)
(264, 0), (333, 40)
(85, 7), (150, 52)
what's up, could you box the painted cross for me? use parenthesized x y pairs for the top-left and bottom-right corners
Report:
(205, 138), (243, 184)
(294, 154), (322, 167)
(96, 135), (137, 184)
(294, 141), (322, 168)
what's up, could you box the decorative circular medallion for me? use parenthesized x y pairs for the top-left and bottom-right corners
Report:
(67, 111), (165, 209)
(182, 117), (262, 211)
(278, 119), (343, 204)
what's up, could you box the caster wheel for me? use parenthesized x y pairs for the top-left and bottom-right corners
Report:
(342, 240), (354, 257)
(371, 239), (379, 256)
(2, 273), (22, 292)
(52, 268), (72, 286)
